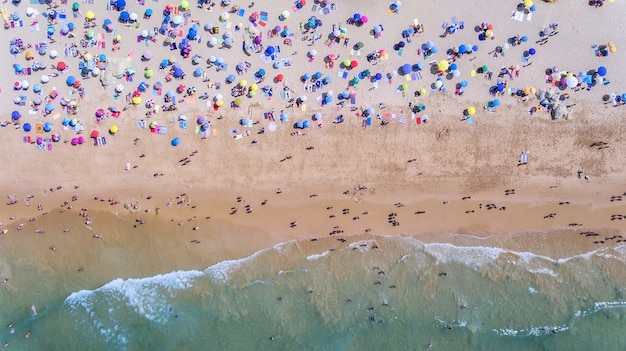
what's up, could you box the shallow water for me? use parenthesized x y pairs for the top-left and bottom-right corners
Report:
(2, 234), (626, 350)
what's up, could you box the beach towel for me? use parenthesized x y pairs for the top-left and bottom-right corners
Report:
(300, 103), (306, 112)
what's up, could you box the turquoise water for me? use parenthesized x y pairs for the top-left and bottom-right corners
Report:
(3, 236), (626, 350)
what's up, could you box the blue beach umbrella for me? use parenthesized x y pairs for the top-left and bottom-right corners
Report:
(45, 103), (54, 113)
(171, 137), (180, 146)
(119, 11), (130, 22)
(23, 123), (31, 132)
(11, 111), (21, 120)
(597, 66), (607, 76)
(43, 122), (53, 132)
(193, 68), (204, 77)
(116, 0), (126, 9)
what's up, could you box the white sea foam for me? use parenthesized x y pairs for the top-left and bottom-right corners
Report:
(66, 270), (203, 320)
(574, 301), (626, 317)
(493, 324), (568, 337)
(307, 250), (332, 261)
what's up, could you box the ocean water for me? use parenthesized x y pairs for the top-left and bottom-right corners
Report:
(3, 235), (626, 350)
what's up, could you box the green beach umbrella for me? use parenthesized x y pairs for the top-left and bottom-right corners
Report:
(145, 69), (154, 78)
(72, 2), (79, 10)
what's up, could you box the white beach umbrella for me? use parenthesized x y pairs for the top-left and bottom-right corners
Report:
(49, 49), (58, 58)
(115, 84), (124, 93)
(130, 12), (138, 21)
(40, 74), (50, 83)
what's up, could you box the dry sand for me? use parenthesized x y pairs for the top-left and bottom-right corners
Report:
(1, 0), (625, 282)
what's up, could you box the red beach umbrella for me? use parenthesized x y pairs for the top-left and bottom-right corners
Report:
(350, 60), (359, 68)
(57, 61), (67, 71)
(95, 109), (105, 117)
(275, 74), (284, 82)
(90, 130), (99, 138)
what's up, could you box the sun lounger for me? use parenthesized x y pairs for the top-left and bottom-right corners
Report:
(526, 12), (532, 21)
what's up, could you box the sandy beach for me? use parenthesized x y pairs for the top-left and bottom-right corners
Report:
(1, 0), (626, 347)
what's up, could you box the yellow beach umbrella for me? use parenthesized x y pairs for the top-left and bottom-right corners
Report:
(250, 83), (258, 91)
(233, 98), (242, 106)
(85, 10), (95, 20)
(248, 90), (256, 97)
(281, 10), (290, 19)
(132, 96), (141, 105)
(113, 34), (122, 43)
(239, 80), (247, 87)
(609, 46), (616, 53)
(467, 107), (476, 115)
(215, 100), (223, 107)
(180, 0), (189, 9)
(437, 60), (449, 71)
(418, 87), (426, 95)
(109, 125), (118, 134)
(524, 0), (533, 8)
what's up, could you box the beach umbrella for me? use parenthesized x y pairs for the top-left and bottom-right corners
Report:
(11, 111), (21, 120)
(351, 60), (359, 68)
(308, 49), (317, 57)
(40, 75), (50, 83)
(528, 48), (536, 55)
(21, 80), (29, 90)
(193, 68), (204, 77)
(467, 107), (476, 115)
(400, 82), (408, 91)
(85, 10), (95, 20)
(45, 103), (54, 113)
(172, 15), (183, 25)
(23, 123), (31, 132)
(226, 74), (236, 83)
(597, 66), (607, 76)
(313, 71), (323, 80)
(437, 60), (449, 71)
(472, 45), (479, 52)
(233, 98), (242, 106)
(109, 125), (118, 134)
(208, 37), (218, 47)
(275, 74), (284, 82)
(491, 99), (501, 107)
(458, 44), (467, 54)
(374, 73), (383, 81)
(142, 50), (153, 61)
(145, 69), (154, 78)
(400, 63), (411, 75)
(119, 11), (129, 21)
(116, 0), (126, 9)
(219, 12), (229, 21)
(95, 108), (105, 117)
(57, 61), (67, 71)
(434, 80), (443, 88)
(452, 70), (461, 77)
(33, 84), (42, 94)
(323, 76), (332, 84)
(280, 10), (290, 19)
(566, 76), (578, 88)
(239, 80), (247, 87)
(171, 137), (180, 146)
(450, 63), (458, 71)
(214, 93), (223, 101)
(216, 57), (225, 65)
(43, 122), (53, 132)
(249, 84), (258, 91)
(180, 0), (189, 9)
